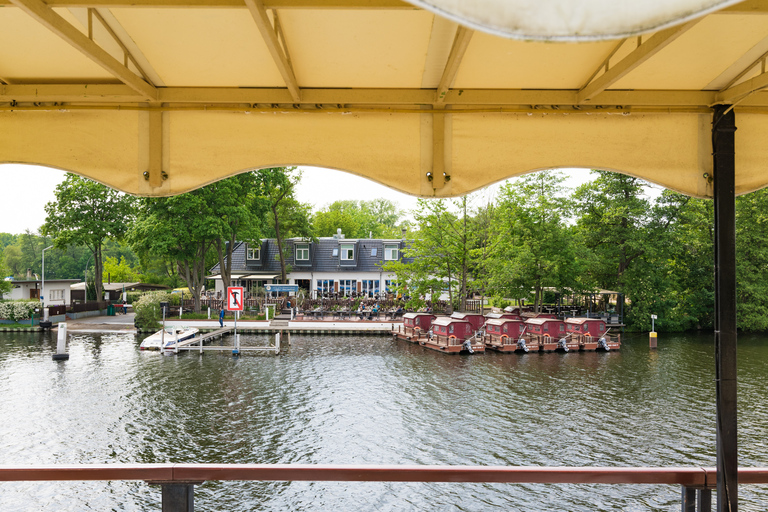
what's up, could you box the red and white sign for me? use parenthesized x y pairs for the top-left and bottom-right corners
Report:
(227, 286), (244, 311)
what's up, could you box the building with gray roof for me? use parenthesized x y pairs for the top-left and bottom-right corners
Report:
(209, 233), (411, 299)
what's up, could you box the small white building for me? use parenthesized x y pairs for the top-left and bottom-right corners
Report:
(3, 279), (80, 305)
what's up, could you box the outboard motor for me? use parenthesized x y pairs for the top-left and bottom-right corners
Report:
(517, 338), (529, 353)
(462, 339), (474, 354)
(557, 337), (569, 352)
(598, 337), (610, 351)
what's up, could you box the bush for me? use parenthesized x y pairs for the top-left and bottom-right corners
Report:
(126, 291), (143, 304)
(133, 291), (174, 331)
(0, 300), (43, 321)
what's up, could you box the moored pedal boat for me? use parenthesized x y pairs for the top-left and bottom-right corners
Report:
(424, 317), (484, 354)
(482, 318), (528, 352)
(392, 312), (436, 343)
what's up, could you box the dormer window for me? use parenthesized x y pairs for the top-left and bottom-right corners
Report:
(340, 243), (354, 260)
(247, 246), (260, 260)
(384, 244), (399, 260)
(295, 243), (309, 261)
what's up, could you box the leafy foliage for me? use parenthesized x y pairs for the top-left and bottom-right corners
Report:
(43, 174), (136, 300)
(0, 300), (42, 321)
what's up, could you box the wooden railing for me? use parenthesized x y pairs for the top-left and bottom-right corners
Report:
(1, 464), (766, 511)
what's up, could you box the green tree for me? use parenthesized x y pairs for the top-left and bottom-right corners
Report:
(489, 171), (578, 312)
(2, 244), (23, 277)
(43, 174), (136, 301)
(205, 173), (265, 291)
(386, 196), (475, 311)
(0, 256), (11, 298)
(102, 256), (140, 283)
(129, 193), (218, 313)
(256, 167), (311, 283)
(735, 187), (768, 331)
(312, 199), (405, 239)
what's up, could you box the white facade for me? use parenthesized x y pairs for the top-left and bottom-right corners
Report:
(4, 279), (77, 305)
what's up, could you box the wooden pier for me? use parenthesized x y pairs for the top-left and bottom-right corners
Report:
(168, 327), (282, 355)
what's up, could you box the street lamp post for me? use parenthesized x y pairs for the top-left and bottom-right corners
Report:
(41, 245), (54, 307)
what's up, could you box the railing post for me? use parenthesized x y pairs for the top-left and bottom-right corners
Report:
(682, 486), (696, 512)
(682, 486), (713, 512)
(161, 483), (196, 512)
(697, 488), (712, 512)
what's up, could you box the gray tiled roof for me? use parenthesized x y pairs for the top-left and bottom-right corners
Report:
(210, 238), (412, 275)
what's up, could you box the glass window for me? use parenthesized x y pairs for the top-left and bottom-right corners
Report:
(332, 248), (339, 256)
(247, 247), (260, 260)
(384, 245), (399, 260)
(371, 247), (377, 256)
(543, 323), (548, 332)
(449, 325), (454, 333)
(295, 243), (309, 261)
(340, 243), (354, 260)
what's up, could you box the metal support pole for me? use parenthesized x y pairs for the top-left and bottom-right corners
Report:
(682, 486), (696, 512)
(161, 483), (195, 512)
(681, 487), (713, 512)
(713, 104), (738, 512)
(698, 489), (713, 512)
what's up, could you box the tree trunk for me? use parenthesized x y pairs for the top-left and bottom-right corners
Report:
(94, 244), (104, 303)
(180, 240), (208, 314)
(273, 204), (287, 283)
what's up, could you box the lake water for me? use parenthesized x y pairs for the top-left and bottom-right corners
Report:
(1, 330), (767, 511)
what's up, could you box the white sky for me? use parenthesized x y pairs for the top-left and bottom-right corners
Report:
(0, 163), (649, 235)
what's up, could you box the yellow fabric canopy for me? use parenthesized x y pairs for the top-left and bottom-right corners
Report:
(2, 0), (768, 198)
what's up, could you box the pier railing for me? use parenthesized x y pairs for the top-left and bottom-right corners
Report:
(2, 464), (766, 511)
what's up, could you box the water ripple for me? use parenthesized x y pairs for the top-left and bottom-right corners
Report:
(0, 331), (765, 510)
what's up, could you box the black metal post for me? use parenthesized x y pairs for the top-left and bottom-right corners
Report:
(162, 483), (195, 512)
(698, 489), (713, 512)
(681, 487), (713, 512)
(712, 104), (738, 512)
(682, 486), (697, 512)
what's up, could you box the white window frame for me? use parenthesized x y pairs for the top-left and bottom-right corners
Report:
(247, 247), (260, 260)
(384, 244), (399, 260)
(50, 289), (64, 301)
(340, 243), (355, 261)
(295, 243), (309, 261)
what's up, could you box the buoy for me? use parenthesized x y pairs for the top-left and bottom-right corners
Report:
(52, 323), (69, 361)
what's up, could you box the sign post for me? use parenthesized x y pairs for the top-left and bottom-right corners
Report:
(227, 287), (244, 355)
(650, 314), (658, 349)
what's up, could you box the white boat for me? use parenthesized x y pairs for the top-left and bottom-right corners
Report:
(139, 326), (199, 351)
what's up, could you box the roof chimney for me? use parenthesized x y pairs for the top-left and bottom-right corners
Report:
(401, 227), (407, 240)
(26, 268), (32, 279)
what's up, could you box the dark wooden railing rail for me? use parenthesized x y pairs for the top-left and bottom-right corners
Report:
(2, 464), (767, 511)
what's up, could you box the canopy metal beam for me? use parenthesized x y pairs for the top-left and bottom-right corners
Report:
(578, 20), (700, 103)
(717, 69), (768, 104)
(6, 85), (768, 107)
(244, 0), (301, 102)
(435, 26), (473, 104)
(89, 8), (153, 84)
(8, 0), (157, 100)
(712, 104), (738, 512)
